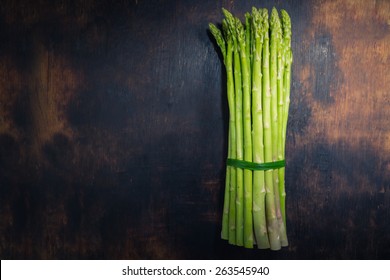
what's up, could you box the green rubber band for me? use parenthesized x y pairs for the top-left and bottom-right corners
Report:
(227, 158), (285, 171)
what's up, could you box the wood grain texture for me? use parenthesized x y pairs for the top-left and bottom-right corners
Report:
(0, 0), (389, 259)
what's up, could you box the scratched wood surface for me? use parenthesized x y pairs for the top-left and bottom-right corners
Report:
(0, 0), (389, 259)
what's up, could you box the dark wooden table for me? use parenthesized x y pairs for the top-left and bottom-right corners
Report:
(0, 0), (389, 259)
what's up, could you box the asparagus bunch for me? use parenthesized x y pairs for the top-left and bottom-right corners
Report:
(209, 7), (292, 250)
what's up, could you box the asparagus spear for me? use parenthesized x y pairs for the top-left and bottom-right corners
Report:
(276, 12), (285, 237)
(209, 23), (230, 241)
(251, 7), (270, 249)
(280, 9), (292, 229)
(236, 15), (254, 248)
(270, 8), (279, 165)
(222, 8), (244, 246)
(260, 8), (281, 250)
(223, 20), (238, 245)
(232, 26), (244, 247)
(270, 8), (289, 247)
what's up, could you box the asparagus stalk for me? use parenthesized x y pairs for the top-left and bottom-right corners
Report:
(280, 9), (292, 229)
(269, 8), (281, 236)
(251, 7), (270, 249)
(209, 23), (230, 241)
(233, 27), (244, 247)
(277, 24), (285, 234)
(236, 16), (254, 248)
(223, 20), (238, 245)
(223, 20), (239, 245)
(276, 13), (285, 236)
(270, 8), (289, 247)
(261, 8), (281, 250)
(222, 8), (244, 246)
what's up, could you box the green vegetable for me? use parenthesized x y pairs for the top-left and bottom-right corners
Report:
(280, 9), (292, 229)
(209, 7), (292, 250)
(251, 7), (269, 249)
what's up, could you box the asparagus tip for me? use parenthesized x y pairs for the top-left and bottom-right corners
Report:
(208, 23), (226, 59)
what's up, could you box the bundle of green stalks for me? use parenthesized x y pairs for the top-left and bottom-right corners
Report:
(209, 7), (292, 250)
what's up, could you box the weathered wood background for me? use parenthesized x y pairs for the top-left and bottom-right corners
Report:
(0, 0), (389, 259)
